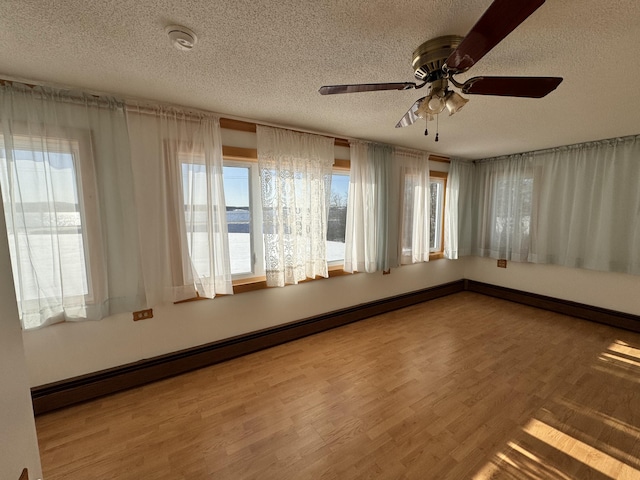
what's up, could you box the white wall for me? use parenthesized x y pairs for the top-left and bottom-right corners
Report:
(0, 205), (42, 478)
(465, 256), (640, 316)
(22, 259), (465, 387)
(20, 254), (640, 388)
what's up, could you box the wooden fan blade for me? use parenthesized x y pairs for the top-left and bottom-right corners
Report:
(445, 0), (546, 73)
(395, 97), (425, 128)
(319, 82), (417, 95)
(461, 76), (563, 97)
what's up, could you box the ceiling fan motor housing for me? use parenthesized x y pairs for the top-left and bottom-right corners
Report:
(412, 35), (463, 81)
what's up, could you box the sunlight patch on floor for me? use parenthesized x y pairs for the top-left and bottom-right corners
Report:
(523, 418), (639, 479)
(473, 339), (640, 480)
(591, 339), (640, 385)
(600, 352), (640, 368)
(608, 340), (640, 359)
(472, 439), (576, 480)
(553, 396), (640, 438)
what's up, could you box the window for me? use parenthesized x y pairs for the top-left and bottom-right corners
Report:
(472, 160), (536, 262)
(223, 165), (251, 274)
(400, 171), (421, 261)
(181, 155), (350, 282)
(326, 172), (349, 264)
(177, 156), (244, 287)
(0, 84), (146, 328)
(178, 154), (263, 281)
(222, 161), (264, 279)
(491, 174), (534, 259)
(224, 162), (348, 279)
(0, 132), (101, 328)
(180, 161), (209, 277)
(400, 168), (447, 262)
(429, 173), (447, 253)
(223, 156), (348, 283)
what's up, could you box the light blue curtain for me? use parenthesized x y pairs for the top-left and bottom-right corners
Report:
(444, 158), (474, 259)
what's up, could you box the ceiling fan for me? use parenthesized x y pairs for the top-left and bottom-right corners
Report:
(319, 0), (562, 136)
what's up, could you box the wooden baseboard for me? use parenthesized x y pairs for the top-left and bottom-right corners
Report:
(31, 280), (464, 415)
(465, 280), (640, 333)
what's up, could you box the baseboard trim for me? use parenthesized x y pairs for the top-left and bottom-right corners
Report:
(31, 280), (464, 415)
(465, 280), (640, 333)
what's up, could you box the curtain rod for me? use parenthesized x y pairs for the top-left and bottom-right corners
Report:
(475, 134), (640, 164)
(0, 75), (438, 157)
(0, 76), (354, 148)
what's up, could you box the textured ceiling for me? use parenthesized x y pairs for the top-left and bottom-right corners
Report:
(1, 0), (639, 159)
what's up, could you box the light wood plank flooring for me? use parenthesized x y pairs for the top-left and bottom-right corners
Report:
(36, 292), (640, 479)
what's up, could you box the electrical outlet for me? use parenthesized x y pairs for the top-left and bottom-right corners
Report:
(133, 308), (153, 321)
(497, 259), (507, 268)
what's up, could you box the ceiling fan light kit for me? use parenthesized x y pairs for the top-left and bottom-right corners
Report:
(444, 91), (468, 115)
(319, 0), (563, 139)
(426, 95), (445, 114)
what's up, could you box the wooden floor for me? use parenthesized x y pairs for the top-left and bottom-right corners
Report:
(36, 292), (640, 479)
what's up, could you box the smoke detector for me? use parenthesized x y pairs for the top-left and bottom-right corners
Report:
(166, 25), (197, 51)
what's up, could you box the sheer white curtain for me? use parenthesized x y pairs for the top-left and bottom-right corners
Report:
(127, 106), (232, 302)
(471, 155), (535, 261)
(344, 141), (399, 273)
(530, 136), (640, 274)
(257, 125), (334, 287)
(444, 158), (474, 259)
(470, 135), (640, 275)
(0, 83), (144, 329)
(395, 148), (431, 264)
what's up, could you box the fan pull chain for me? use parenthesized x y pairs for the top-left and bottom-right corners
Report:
(435, 114), (439, 142)
(424, 117), (428, 136)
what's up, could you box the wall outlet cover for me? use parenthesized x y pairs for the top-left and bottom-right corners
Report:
(133, 309), (153, 321)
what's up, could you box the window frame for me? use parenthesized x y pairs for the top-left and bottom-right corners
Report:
(398, 166), (447, 264)
(429, 171), (447, 258)
(0, 127), (104, 312)
(222, 159), (264, 280)
(326, 162), (350, 267)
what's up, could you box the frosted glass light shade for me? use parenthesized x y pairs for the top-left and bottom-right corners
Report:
(445, 91), (468, 115)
